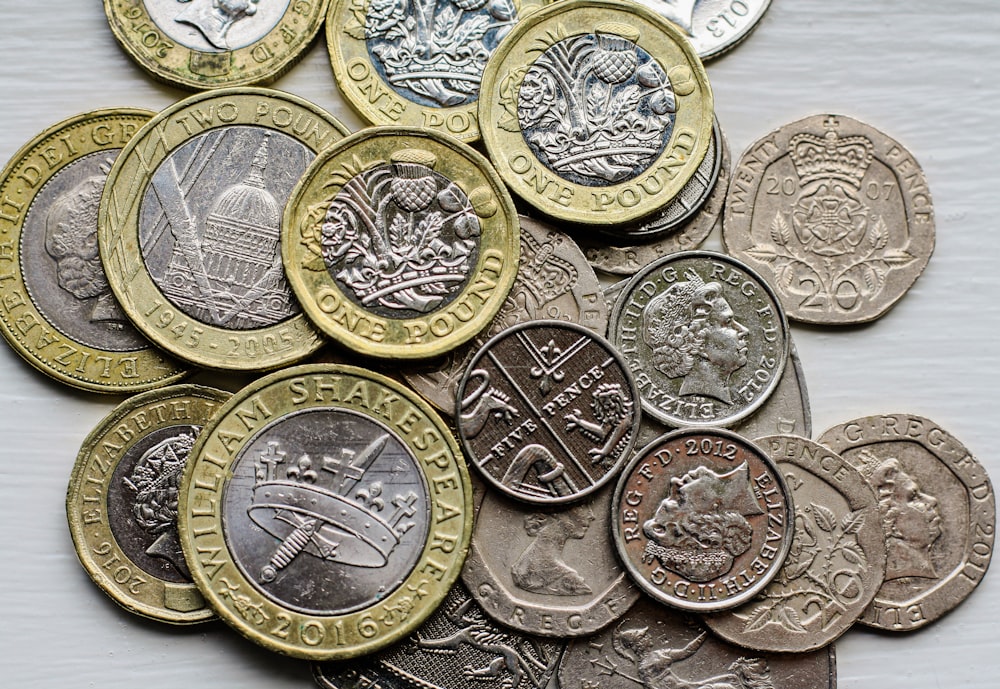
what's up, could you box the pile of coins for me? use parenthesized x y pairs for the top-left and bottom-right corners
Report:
(0, 2), (993, 689)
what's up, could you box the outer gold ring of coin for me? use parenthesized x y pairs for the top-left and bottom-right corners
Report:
(66, 384), (231, 624)
(103, 0), (329, 90)
(178, 364), (473, 659)
(0, 109), (187, 393)
(478, 0), (714, 226)
(99, 89), (349, 371)
(282, 126), (520, 360)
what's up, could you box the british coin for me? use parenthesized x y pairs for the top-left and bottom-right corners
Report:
(817, 414), (995, 632)
(312, 582), (564, 689)
(609, 250), (789, 428)
(631, 0), (773, 60)
(66, 384), (230, 624)
(103, 0), (328, 89)
(703, 434), (886, 653)
(611, 428), (794, 612)
(455, 320), (640, 505)
(462, 477), (639, 636)
(579, 116), (728, 275)
(99, 88), (348, 371)
(403, 214), (608, 413)
(558, 598), (836, 689)
(723, 113), (935, 324)
(327, 0), (548, 142)
(178, 364), (473, 659)
(0, 109), (187, 393)
(478, 0), (714, 226)
(283, 126), (519, 360)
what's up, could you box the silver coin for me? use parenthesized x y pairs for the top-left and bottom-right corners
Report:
(141, 0), (288, 52)
(403, 215), (608, 414)
(818, 414), (995, 632)
(703, 434), (887, 653)
(609, 250), (789, 428)
(455, 320), (641, 505)
(462, 477), (640, 637)
(631, 0), (773, 60)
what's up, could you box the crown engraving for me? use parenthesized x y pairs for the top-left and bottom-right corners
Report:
(788, 116), (874, 188)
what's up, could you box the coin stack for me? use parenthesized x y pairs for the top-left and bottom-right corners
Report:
(0, 3), (994, 689)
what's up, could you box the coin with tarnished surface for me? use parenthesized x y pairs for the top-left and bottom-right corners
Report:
(456, 320), (640, 505)
(612, 428), (793, 612)
(283, 126), (519, 360)
(631, 0), (773, 60)
(558, 598), (836, 689)
(579, 117), (728, 275)
(312, 582), (564, 689)
(99, 89), (348, 371)
(818, 414), (994, 632)
(478, 0), (714, 226)
(703, 435), (886, 652)
(609, 251), (789, 428)
(463, 477), (639, 636)
(327, 0), (548, 142)
(403, 214), (608, 413)
(104, 0), (328, 89)
(67, 384), (230, 623)
(723, 113), (934, 324)
(179, 364), (472, 659)
(0, 109), (187, 393)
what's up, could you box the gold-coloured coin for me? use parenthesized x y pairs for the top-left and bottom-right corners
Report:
(282, 126), (520, 360)
(99, 88), (350, 371)
(178, 364), (473, 659)
(478, 0), (714, 226)
(103, 0), (328, 90)
(66, 384), (231, 624)
(0, 109), (187, 393)
(326, 0), (548, 142)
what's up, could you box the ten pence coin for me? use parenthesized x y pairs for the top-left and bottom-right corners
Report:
(0, 109), (187, 393)
(631, 0), (774, 60)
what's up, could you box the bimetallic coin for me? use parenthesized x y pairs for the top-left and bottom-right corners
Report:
(0, 109), (186, 392)
(403, 214), (608, 413)
(818, 414), (995, 632)
(66, 384), (230, 623)
(632, 0), (773, 60)
(724, 113), (934, 324)
(612, 428), (794, 612)
(478, 0), (714, 226)
(100, 88), (349, 371)
(462, 477), (640, 636)
(283, 126), (519, 360)
(179, 364), (472, 659)
(104, 0), (328, 89)
(610, 251), (789, 428)
(703, 435), (886, 652)
(580, 117), (728, 275)
(327, 0), (548, 142)
(456, 320), (641, 505)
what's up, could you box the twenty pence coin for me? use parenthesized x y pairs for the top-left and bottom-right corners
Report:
(632, 0), (774, 61)
(99, 88), (349, 371)
(283, 126), (520, 360)
(0, 109), (186, 392)
(179, 364), (473, 659)
(66, 384), (230, 623)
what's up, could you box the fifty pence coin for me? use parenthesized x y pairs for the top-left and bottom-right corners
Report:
(179, 364), (473, 659)
(104, 0), (328, 89)
(0, 109), (187, 393)
(818, 413), (995, 632)
(403, 214), (608, 414)
(703, 435), (886, 653)
(609, 250), (789, 428)
(462, 476), (640, 637)
(283, 126), (520, 360)
(99, 88), (349, 371)
(478, 0), (714, 226)
(612, 428), (794, 612)
(723, 113), (934, 324)
(632, 0), (773, 60)
(455, 320), (640, 505)
(66, 384), (230, 623)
